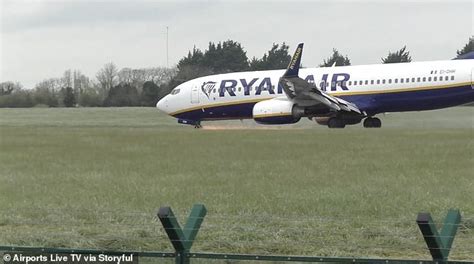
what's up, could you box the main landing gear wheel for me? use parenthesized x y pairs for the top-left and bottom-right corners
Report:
(363, 117), (382, 128)
(327, 117), (346, 128)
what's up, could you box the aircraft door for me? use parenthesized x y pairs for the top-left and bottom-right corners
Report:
(471, 68), (474, 89)
(191, 84), (200, 103)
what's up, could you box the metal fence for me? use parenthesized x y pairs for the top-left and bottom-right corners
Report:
(0, 204), (472, 264)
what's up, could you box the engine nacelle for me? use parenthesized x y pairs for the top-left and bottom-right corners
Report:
(252, 99), (302, 125)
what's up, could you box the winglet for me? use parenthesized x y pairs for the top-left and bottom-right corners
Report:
(283, 43), (304, 77)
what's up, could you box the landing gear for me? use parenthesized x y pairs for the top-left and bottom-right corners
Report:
(327, 117), (346, 128)
(363, 117), (382, 128)
(194, 121), (202, 129)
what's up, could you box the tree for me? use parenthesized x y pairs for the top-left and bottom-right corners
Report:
(178, 47), (205, 69)
(118, 67), (177, 94)
(34, 78), (61, 107)
(0, 81), (22, 96)
(169, 40), (249, 90)
(61, 70), (73, 88)
(62, 87), (76, 107)
(78, 87), (102, 107)
(0, 89), (34, 108)
(72, 70), (92, 103)
(250, 43), (291, 71)
(456, 36), (473, 58)
(140, 81), (160, 106)
(169, 48), (210, 89)
(201, 40), (249, 73)
(382, 46), (412, 64)
(96, 62), (118, 97)
(320, 49), (351, 67)
(103, 83), (139, 107)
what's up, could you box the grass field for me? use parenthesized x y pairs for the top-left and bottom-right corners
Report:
(0, 107), (473, 261)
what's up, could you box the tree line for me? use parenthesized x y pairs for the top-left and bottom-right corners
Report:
(0, 67), (176, 108)
(1, 36), (472, 108)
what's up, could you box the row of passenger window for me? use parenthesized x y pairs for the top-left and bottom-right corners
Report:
(325, 75), (455, 87)
(210, 87), (260, 93)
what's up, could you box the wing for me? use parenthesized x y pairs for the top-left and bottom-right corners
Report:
(279, 43), (362, 115)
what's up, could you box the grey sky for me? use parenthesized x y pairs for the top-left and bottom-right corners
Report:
(1, 0), (472, 88)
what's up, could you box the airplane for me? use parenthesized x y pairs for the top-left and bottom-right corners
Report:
(156, 43), (474, 128)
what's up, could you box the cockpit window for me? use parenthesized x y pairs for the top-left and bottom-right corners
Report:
(170, 88), (180, 95)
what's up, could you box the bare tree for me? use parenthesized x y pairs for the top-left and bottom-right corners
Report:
(34, 78), (61, 106)
(96, 62), (118, 95)
(35, 78), (61, 92)
(150, 67), (177, 84)
(61, 69), (73, 88)
(118, 68), (133, 84)
(72, 70), (93, 103)
(0, 81), (22, 95)
(117, 67), (177, 93)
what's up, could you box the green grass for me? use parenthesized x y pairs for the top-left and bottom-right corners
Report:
(0, 107), (473, 260)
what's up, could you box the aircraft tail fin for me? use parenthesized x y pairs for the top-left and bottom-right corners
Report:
(453, 51), (474, 60)
(283, 43), (304, 77)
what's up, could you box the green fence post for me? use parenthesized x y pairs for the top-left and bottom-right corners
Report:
(416, 209), (461, 262)
(183, 204), (207, 250)
(158, 204), (207, 264)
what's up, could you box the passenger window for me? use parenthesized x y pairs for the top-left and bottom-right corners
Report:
(445, 76), (449, 81)
(395, 79), (398, 83)
(238, 87), (241, 92)
(417, 77), (421, 82)
(400, 78), (404, 83)
(376, 80), (380, 84)
(406, 78), (409, 83)
(371, 80), (374, 85)
(348, 81), (352, 86)
(388, 79), (392, 84)
(382, 79), (386, 84)
(359, 81), (363, 85)
(434, 77), (437, 81)
(411, 78), (415, 82)
(451, 76), (454, 80)
(422, 77), (426, 82)
(428, 77), (432, 81)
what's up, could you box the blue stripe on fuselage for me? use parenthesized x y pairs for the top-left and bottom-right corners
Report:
(173, 101), (256, 121)
(173, 84), (474, 121)
(344, 84), (473, 115)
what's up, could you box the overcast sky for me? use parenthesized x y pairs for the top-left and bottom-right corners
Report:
(1, 0), (472, 88)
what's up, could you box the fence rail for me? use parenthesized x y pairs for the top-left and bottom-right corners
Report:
(1, 204), (471, 263)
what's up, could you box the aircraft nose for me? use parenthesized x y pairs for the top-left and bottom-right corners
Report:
(156, 96), (169, 114)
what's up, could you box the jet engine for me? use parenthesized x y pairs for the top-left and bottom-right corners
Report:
(252, 99), (304, 125)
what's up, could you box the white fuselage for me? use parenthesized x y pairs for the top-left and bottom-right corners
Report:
(157, 59), (474, 124)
